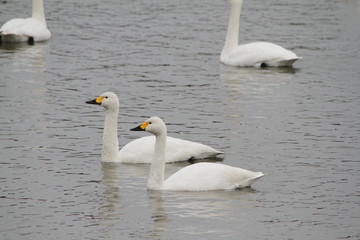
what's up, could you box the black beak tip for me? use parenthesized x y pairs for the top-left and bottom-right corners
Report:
(130, 126), (144, 131)
(86, 99), (98, 105)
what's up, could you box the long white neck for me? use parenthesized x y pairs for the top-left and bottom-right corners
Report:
(32, 0), (47, 25)
(147, 132), (166, 190)
(101, 108), (119, 162)
(221, 0), (243, 60)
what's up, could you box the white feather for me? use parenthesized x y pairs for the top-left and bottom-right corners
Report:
(222, 41), (300, 67)
(119, 136), (222, 163)
(163, 162), (264, 191)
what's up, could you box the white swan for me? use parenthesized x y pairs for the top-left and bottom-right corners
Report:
(221, 0), (300, 67)
(0, 0), (51, 43)
(131, 116), (264, 191)
(86, 92), (223, 163)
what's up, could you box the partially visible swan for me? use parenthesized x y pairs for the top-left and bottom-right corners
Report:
(221, 0), (300, 67)
(131, 116), (264, 191)
(86, 92), (223, 163)
(0, 0), (51, 43)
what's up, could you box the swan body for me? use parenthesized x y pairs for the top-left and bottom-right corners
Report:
(163, 162), (264, 191)
(221, 0), (300, 67)
(131, 116), (264, 191)
(0, 0), (51, 43)
(86, 92), (223, 163)
(119, 135), (221, 164)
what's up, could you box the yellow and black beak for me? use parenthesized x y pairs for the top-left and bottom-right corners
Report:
(130, 121), (150, 131)
(86, 96), (105, 105)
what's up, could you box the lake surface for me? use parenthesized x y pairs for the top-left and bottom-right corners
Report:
(1, 0), (359, 239)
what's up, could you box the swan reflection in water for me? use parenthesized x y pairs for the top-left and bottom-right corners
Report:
(147, 191), (169, 239)
(98, 162), (169, 239)
(0, 41), (48, 75)
(98, 163), (122, 227)
(146, 185), (257, 238)
(220, 64), (297, 127)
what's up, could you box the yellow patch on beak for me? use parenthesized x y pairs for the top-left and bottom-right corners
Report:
(96, 96), (105, 104)
(140, 122), (150, 130)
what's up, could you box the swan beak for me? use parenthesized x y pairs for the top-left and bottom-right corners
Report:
(86, 96), (105, 105)
(130, 122), (149, 131)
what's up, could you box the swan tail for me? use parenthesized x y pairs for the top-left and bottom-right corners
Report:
(190, 149), (224, 160)
(254, 57), (302, 68)
(237, 172), (265, 188)
(277, 57), (302, 67)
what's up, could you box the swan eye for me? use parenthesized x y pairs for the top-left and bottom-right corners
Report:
(149, 122), (152, 124)
(105, 96), (108, 99)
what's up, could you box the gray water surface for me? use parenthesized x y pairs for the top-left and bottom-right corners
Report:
(1, 0), (360, 239)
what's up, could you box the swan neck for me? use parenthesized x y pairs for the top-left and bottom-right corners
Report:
(32, 0), (46, 25)
(221, 0), (242, 59)
(101, 108), (119, 162)
(147, 132), (166, 190)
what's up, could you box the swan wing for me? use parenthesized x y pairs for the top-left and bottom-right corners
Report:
(222, 42), (300, 67)
(163, 162), (264, 191)
(118, 136), (222, 163)
(1, 18), (50, 42)
(1, 18), (26, 32)
(165, 136), (223, 161)
(119, 136), (158, 163)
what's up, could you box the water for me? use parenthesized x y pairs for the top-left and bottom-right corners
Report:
(1, 0), (359, 239)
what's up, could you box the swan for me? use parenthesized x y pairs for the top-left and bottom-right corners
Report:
(131, 116), (264, 191)
(86, 92), (223, 163)
(221, 0), (300, 67)
(0, 0), (51, 43)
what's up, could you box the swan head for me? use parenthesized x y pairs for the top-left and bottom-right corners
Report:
(86, 91), (119, 111)
(130, 116), (167, 137)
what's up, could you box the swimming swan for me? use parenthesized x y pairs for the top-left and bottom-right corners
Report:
(86, 92), (223, 163)
(131, 116), (264, 191)
(221, 0), (300, 67)
(0, 0), (51, 43)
